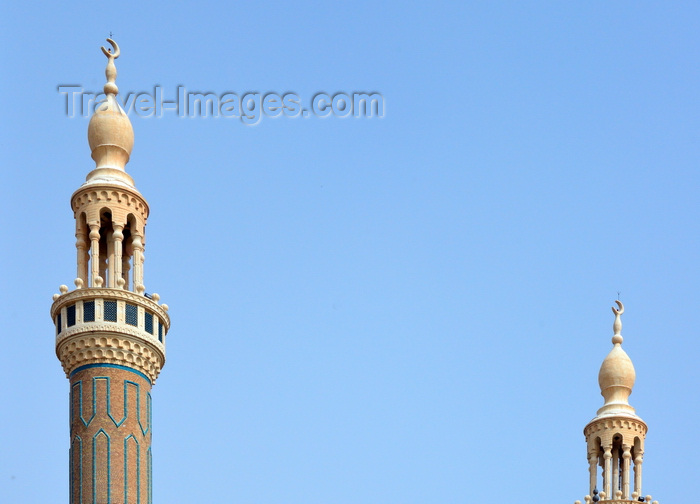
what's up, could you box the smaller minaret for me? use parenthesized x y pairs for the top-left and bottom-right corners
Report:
(575, 302), (659, 504)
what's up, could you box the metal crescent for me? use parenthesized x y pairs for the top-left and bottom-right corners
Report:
(100, 38), (120, 59)
(612, 299), (624, 315)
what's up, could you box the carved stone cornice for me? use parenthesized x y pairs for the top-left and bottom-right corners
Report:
(71, 183), (149, 225)
(55, 320), (165, 355)
(584, 416), (648, 438)
(57, 332), (164, 383)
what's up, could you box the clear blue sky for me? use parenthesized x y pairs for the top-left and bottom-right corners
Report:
(1, 2), (699, 503)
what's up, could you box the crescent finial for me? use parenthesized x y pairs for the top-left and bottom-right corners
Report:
(100, 38), (120, 96)
(101, 38), (120, 60)
(612, 299), (624, 316)
(611, 300), (624, 344)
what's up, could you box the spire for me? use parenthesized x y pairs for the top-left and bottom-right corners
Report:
(612, 300), (624, 345)
(581, 301), (652, 503)
(86, 38), (135, 187)
(101, 38), (121, 96)
(596, 300), (637, 417)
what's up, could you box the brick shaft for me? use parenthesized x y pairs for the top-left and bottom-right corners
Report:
(69, 366), (152, 504)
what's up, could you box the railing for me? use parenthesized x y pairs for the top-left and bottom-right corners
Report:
(575, 496), (658, 504)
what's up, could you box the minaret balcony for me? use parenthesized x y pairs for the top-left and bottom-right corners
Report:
(578, 494), (658, 504)
(51, 286), (170, 383)
(582, 500), (657, 504)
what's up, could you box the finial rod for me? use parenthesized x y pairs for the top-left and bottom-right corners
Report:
(100, 38), (120, 96)
(612, 300), (624, 344)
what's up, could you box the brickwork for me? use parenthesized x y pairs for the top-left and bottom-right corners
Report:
(69, 366), (152, 504)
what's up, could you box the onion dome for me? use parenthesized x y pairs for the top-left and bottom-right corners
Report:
(85, 39), (135, 187)
(595, 301), (637, 417)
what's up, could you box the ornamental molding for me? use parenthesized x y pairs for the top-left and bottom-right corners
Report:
(57, 332), (164, 383)
(55, 322), (165, 356)
(584, 416), (648, 438)
(51, 287), (170, 328)
(71, 184), (149, 223)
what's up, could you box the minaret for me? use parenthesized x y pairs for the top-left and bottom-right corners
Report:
(50, 39), (170, 504)
(575, 302), (658, 504)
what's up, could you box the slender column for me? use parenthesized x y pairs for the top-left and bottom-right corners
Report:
(112, 223), (124, 288)
(76, 228), (89, 285)
(106, 230), (114, 287)
(89, 224), (100, 287)
(132, 234), (144, 293)
(588, 450), (598, 495)
(99, 242), (108, 286)
(123, 237), (133, 291)
(612, 446), (619, 498)
(122, 255), (131, 291)
(622, 446), (631, 499)
(603, 445), (612, 498)
(633, 451), (643, 497)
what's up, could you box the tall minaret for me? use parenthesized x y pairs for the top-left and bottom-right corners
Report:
(50, 39), (169, 504)
(575, 302), (658, 504)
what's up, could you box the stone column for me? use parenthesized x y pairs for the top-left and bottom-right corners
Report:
(612, 446), (619, 498)
(621, 446), (631, 499)
(99, 247), (108, 286)
(106, 230), (114, 288)
(76, 228), (89, 285)
(132, 234), (144, 293)
(588, 450), (598, 495)
(122, 255), (131, 291)
(112, 223), (124, 288)
(123, 237), (133, 291)
(89, 224), (101, 287)
(603, 445), (612, 498)
(633, 451), (643, 497)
